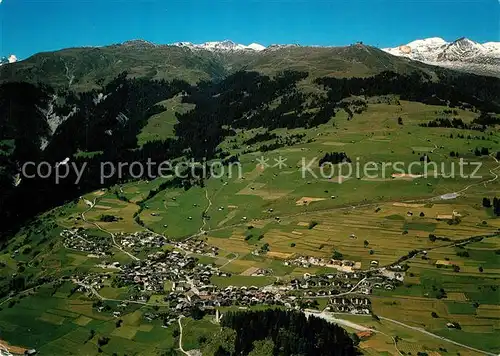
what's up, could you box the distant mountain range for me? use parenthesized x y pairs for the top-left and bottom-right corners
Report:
(170, 37), (500, 77)
(168, 38), (500, 77)
(172, 40), (266, 52)
(122, 39), (292, 52)
(0, 41), (444, 91)
(383, 37), (500, 77)
(1, 37), (499, 91)
(171, 37), (500, 77)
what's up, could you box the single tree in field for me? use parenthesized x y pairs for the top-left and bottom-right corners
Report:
(363, 240), (369, 248)
(332, 250), (343, 260)
(308, 221), (318, 229)
(482, 197), (492, 208)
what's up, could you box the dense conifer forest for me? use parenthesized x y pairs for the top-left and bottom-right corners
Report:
(216, 309), (357, 356)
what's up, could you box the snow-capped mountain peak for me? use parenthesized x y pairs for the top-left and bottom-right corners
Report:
(383, 37), (500, 76)
(406, 37), (447, 48)
(201, 40), (246, 51)
(483, 42), (500, 55)
(247, 43), (266, 51)
(0, 54), (18, 66)
(172, 40), (266, 52)
(384, 37), (445, 59)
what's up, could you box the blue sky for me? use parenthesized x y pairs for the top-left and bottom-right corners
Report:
(1, 0), (499, 59)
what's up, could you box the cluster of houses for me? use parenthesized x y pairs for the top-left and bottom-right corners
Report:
(61, 229), (111, 256)
(290, 272), (370, 295)
(116, 231), (167, 250)
(291, 269), (401, 297)
(74, 262), (399, 322)
(74, 273), (110, 292)
(163, 285), (306, 315)
(115, 250), (217, 293)
(171, 239), (220, 256)
(285, 256), (361, 272)
(66, 228), (406, 322)
(327, 296), (371, 314)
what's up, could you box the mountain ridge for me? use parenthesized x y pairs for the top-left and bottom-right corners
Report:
(5, 36), (499, 59)
(0, 42), (449, 91)
(1, 37), (499, 92)
(383, 37), (500, 77)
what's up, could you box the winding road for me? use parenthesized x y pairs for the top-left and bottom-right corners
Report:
(377, 315), (496, 356)
(304, 311), (403, 356)
(453, 152), (500, 195)
(307, 311), (495, 356)
(200, 189), (212, 233)
(177, 316), (190, 355)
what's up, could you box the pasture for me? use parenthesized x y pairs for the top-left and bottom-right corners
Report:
(370, 234), (500, 353)
(0, 282), (178, 356)
(137, 95), (195, 145)
(336, 314), (487, 356)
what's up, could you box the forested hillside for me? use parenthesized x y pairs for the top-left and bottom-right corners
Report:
(1, 66), (499, 239)
(207, 309), (358, 355)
